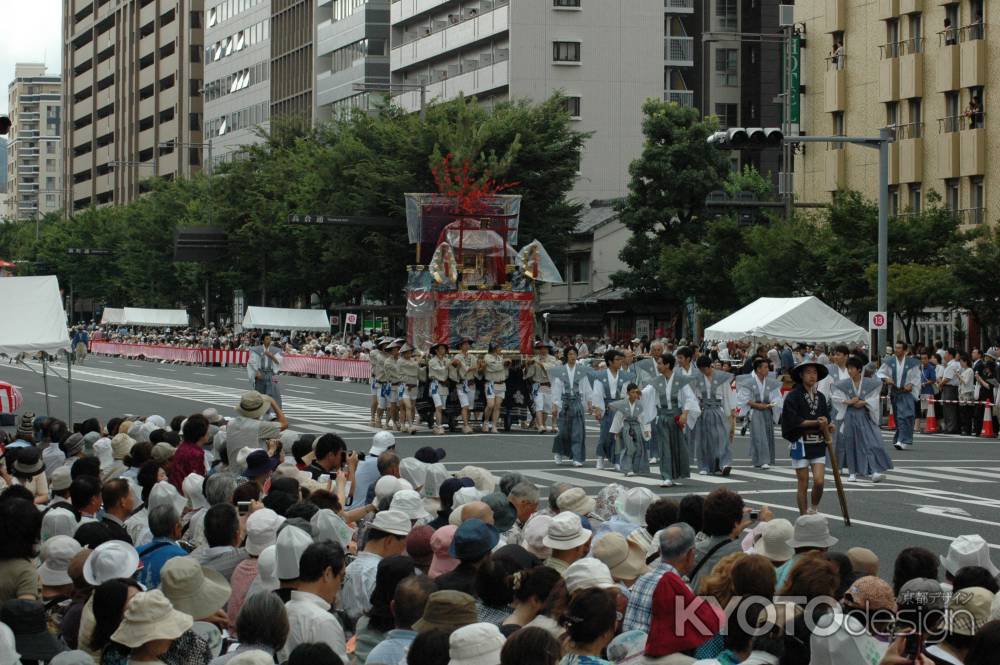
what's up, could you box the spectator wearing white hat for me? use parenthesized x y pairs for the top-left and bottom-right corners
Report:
(279, 541), (349, 663)
(274, 525), (313, 599)
(160, 557), (232, 657)
(591, 532), (649, 589)
(110, 589), (193, 664)
(227, 508), (285, 627)
(77, 541), (141, 658)
(348, 431), (396, 510)
(750, 518), (795, 567)
(47, 466), (74, 513)
(181, 473), (210, 548)
(339, 509), (411, 623)
(940, 535), (999, 591)
(39, 535), (83, 607)
(448, 622), (506, 665)
(542, 513), (593, 577)
(390, 489), (432, 524)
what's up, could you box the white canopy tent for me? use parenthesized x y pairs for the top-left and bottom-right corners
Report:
(101, 307), (125, 325)
(0, 276), (72, 356)
(121, 307), (189, 327)
(704, 296), (868, 345)
(243, 306), (331, 333)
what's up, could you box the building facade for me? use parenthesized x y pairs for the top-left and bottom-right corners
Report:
(315, 0), (391, 121)
(62, 0), (205, 211)
(5, 64), (63, 222)
(794, 0), (988, 223)
(203, 0), (272, 169)
(389, 0), (663, 203)
(271, 0), (315, 120)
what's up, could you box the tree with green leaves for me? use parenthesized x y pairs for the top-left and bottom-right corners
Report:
(612, 100), (729, 300)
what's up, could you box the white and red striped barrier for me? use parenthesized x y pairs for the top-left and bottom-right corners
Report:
(89, 342), (372, 380)
(0, 381), (23, 414)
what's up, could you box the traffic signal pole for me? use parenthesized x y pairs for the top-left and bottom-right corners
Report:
(783, 129), (893, 354)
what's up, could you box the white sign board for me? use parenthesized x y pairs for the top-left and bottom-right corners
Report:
(346, 313), (358, 325)
(869, 311), (888, 330)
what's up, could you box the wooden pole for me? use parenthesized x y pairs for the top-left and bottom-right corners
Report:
(824, 429), (851, 526)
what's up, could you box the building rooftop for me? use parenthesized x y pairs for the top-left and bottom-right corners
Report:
(574, 199), (620, 235)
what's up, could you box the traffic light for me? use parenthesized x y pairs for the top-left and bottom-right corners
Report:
(0, 115), (10, 135)
(707, 127), (784, 149)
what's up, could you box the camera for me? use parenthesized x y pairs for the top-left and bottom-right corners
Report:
(749, 509), (760, 521)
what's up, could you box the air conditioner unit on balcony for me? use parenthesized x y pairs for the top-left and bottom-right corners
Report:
(779, 5), (795, 27)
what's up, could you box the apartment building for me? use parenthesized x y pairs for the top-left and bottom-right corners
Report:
(795, 0), (988, 224)
(314, 0), (391, 121)
(5, 64), (63, 221)
(389, 0), (662, 203)
(63, 0), (205, 211)
(204, 0), (272, 169)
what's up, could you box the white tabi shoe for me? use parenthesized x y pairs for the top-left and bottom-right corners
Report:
(871, 473), (885, 483)
(649, 457), (658, 465)
(848, 474), (857, 482)
(660, 479), (674, 487)
(554, 454), (564, 465)
(626, 471), (635, 477)
(572, 461), (584, 467)
(595, 458), (605, 470)
(761, 464), (771, 470)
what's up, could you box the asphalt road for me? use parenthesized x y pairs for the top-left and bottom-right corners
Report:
(2, 354), (998, 576)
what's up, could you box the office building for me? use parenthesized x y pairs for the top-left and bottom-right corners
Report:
(5, 64), (62, 221)
(271, 0), (315, 120)
(389, 0), (663, 203)
(794, 0), (988, 223)
(204, 0), (272, 169)
(63, 0), (205, 211)
(315, 0), (391, 121)
(0, 137), (7, 193)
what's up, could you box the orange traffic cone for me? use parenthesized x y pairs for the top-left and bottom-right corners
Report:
(980, 402), (995, 438)
(924, 398), (939, 433)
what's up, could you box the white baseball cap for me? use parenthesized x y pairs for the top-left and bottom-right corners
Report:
(39, 535), (83, 586)
(370, 430), (396, 455)
(370, 510), (412, 537)
(84, 541), (140, 586)
(390, 489), (431, 521)
(246, 509), (285, 557)
(274, 525), (313, 580)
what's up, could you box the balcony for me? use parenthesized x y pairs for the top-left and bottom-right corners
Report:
(664, 0), (694, 13)
(877, 0), (898, 19)
(897, 123), (923, 183)
(824, 60), (845, 112)
(391, 2), (509, 71)
(879, 49), (900, 102)
(73, 122), (93, 146)
(937, 34), (960, 92)
(392, 0), (468, 25)
(665, 36), (694, 67)
(960, 25), (986, 88)
(825, 0), (846, 33)
(938, 123), (960, 178)
(899, 40), (923, 99)
(958, 207), (986, 226)
(394, 57), (509, 113)
(824, 149), (845, 191)
(960, 125), (985, 176)
(900, 0), (921, 13)
(664, 89), (694, 107)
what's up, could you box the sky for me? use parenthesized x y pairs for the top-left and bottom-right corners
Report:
(0, 0), (63, 116)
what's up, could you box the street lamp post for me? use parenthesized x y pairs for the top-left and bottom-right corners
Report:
(351, 82), (428, 120)
(784, 128), (893, 353)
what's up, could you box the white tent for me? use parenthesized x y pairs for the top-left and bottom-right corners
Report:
(0, 276), (72, 356)
(243, 306), (331, 332)
(704, 296), (868, 345)
(101, 307), (125, 325)
(122, 307), (189, 327)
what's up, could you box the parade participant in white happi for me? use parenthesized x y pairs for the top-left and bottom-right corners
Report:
(396, 344), (422, 434)
(524, 341), (561, 433)
(383, 340), (403, 431)
(736, 357), (783, 469)
(480, 341), (510, 433)
(675, 346), (697, 381)
(640, 352), (700, 487)
(452, 338), (477, 434)
(248, 333), (284, 411)
(833, 356), (893, 483)
(427, 342), (451, 435)
(590, 349), (629, 470)
(608, 383), (651, 477)
(690, 355), (736, 476)
(550, 346), (593, 467)
(373, 337), (393, 428)
(818, 344), (852, 471)
(368, 337), (388, 427)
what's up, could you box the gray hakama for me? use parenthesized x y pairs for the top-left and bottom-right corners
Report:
(248, 344), (283, 409)
(610, 399), (650, 474)
(736, 375), (782, 467)
(833, 378), (895, 476)
(691, 371), (735, 473)
(641, 374), (700, 481)
(551, 366), (590, 464)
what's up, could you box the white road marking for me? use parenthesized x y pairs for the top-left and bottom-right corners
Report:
(287, 384), (317, 389)
(35, 391), (57, 398)
(879, 467), (990, 483)
(940, 466), (1000, 480)
(285, 389), (315, 395)
(570, 467), (742, 485)
(75, 401), (102, 409)
(520, 470), (606, 488)
(194, 372), (216, 377)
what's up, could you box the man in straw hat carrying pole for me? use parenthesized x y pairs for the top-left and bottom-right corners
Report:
(781, 359), (849, 522)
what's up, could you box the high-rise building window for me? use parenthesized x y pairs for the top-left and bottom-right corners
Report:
(715, 49), (738, 86)
(946, 178), (960, 213)
(909, 185), (921, 214)
(714, 103), (737, 129)
(553, 41), (582, 62)
(554, 0), (582, 6)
